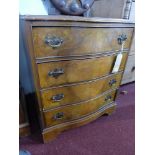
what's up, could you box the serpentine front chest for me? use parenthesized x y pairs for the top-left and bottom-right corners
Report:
(21, 15), (134, 143)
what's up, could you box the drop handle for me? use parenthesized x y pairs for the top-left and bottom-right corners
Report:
(109, 79), (117, 87)
(117, 34), (127, 45)
(105, 95), (112, 102)
(53, 112), (64, 120)
(131, 66), (135, 72)
(51, 94), (64, 102)
(45, 35), (63, 48)
(48, 68), (64, 78)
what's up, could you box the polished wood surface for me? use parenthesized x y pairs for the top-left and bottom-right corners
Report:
(41, 72), (122, 110)
(37, 53), (127, 88)
(43, 90), (116, 127)
(122, 54), (135, 84)
(19, 125), (31, 137)
(22, 15), (134, 23)
(21, 15), (134, 143)
(32, 27), (133, 58)
(122, 32), (135, 84)
(42, 102), (116, 143)
(129, 32), (135, 56)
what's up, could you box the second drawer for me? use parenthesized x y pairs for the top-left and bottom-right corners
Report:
(37, 53), (127, 88)
(43, 89), (117, 127)
(41, 72), (122, 110)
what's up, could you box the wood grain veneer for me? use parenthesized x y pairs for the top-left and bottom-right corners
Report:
(43, 89), (116, 127)
(37, 53), (127, 88)
(42, 102), (116, 143)
(21, 15), (134, 143)
(32, 27), (133, 58)
(41, 72), (122, 110)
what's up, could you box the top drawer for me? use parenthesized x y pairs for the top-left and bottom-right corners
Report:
(32, 27), (133, 58)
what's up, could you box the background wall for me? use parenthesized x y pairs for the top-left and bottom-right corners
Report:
(19, 0), (47, 15)
(19, 19), (35, 94)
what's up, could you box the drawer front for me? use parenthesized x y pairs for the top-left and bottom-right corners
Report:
(32, 27), (133, 58)
(121, 55), (135, 84)
(43, 90), (116, 127)
(37, 53), (127, 88)
(129, 33), (135, 56)
(41, 72), (122, 110)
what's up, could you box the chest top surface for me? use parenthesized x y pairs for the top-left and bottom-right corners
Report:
(21, 15), (134, 24)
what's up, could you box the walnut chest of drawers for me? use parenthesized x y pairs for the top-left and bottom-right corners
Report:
(21, 15), (134, 143)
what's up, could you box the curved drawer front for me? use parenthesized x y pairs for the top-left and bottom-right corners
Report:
(32, 27), (133, 58)
(41, 72), (122, 110)
(37, 53), (127, 88)
(43, 90), (116, 127)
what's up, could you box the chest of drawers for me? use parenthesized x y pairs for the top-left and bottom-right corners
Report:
(21, 15), (134, 143)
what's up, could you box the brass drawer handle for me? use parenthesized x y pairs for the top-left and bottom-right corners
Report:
(53, 112), (64, 120)
(48, 68), (64, 78)
(51, 94), (64, 102)
(45, 35), (63, 48)
(105, 95), (112, 102)
(131, 66), (135, 72)
(109, 79), (117, 87)
(117, 34), (127, 45)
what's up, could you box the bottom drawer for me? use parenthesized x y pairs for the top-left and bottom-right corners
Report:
(43, 89), (117, 127)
